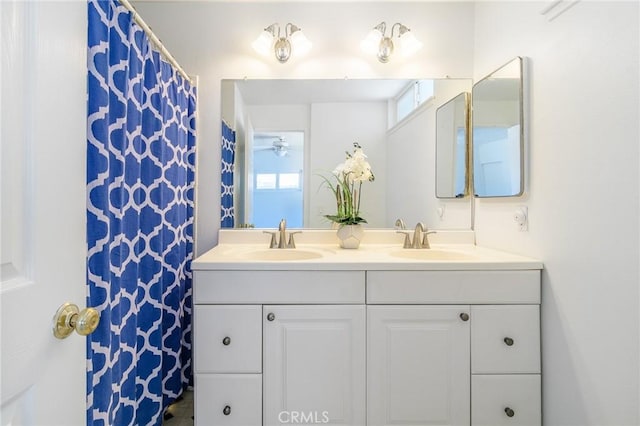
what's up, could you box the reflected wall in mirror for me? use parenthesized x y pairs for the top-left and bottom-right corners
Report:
(221, 78), (473, 229)
(472, 56), (525, 197)
(436, 92), (470, 199)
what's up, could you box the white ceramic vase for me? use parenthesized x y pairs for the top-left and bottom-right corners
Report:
(336, 224), (364, 249)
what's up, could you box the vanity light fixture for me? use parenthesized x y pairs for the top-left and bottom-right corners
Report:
(361, 22), (423, 63)
(252, 22), (312, 63)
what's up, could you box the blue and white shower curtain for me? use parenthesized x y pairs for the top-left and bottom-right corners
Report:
(221, 120), (236, 227)
(86, 1), (196, 425)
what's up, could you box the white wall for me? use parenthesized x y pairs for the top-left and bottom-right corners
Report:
(309, 102), (388, 228)
(472, 1), (639, 425)
(133, 1), (476, 255)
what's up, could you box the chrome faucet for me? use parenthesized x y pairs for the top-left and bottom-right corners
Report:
(263, 218), (300, 248)
(278, 219), (287, 248)
(412, 222), (425, 249)
(396, 222), (436, 249)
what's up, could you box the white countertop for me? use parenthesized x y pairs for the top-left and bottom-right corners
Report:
(192, 230), (543, 271)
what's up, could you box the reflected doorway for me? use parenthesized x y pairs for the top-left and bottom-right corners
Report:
(249, 131), (304, 228)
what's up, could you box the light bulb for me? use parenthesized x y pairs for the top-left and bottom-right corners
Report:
(360, 28), (383, 55)
(290, 30), (312, 56)
(252, 30), (275, 56)
(399, 30), (422, 57)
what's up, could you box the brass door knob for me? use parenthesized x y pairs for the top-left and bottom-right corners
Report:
(53, 302), (100, 339)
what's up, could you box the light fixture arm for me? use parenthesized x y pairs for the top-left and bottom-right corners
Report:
(285, 23), (301, 37)
(390, 22), (410, 38)
(264, 23), (280, 38)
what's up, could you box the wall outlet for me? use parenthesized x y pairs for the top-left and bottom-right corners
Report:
(514, 206), (528, 231)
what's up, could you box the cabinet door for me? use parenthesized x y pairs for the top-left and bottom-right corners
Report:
(368, 306), (471, 426)
(263, 305), (366, 426)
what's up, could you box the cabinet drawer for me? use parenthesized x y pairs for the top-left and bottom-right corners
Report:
(194, 270), (365, 304)
(195, 374), (262, 426)
(367, 270), (540, 304)
(194, 305), (261, 373)
(471, 305), (540, 374)
(472, 374), (541, 426)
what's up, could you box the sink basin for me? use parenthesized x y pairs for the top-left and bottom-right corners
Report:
(389, 249), (477, 261)
(235, 249), (325, 261)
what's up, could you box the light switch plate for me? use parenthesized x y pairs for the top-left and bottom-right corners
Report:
(515, 206), (528, 231)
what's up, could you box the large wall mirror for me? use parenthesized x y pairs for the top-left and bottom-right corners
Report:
(436, 92), (470, 199)
(472, 56), (524, 197)
(221, 78), (473, 229)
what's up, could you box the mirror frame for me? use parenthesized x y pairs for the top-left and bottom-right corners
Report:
(435, 92), (470, 199)
(471, 56), (525, 198)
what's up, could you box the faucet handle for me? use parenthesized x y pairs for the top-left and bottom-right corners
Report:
(287, 231), (302, 248)
(263, 231), (278, 248)
(396, 230), (412, 249)
(394, 218), (406, 230)
(422, 230), (436, 249)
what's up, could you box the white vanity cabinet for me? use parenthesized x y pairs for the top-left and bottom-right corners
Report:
(192, 248), (542, 426)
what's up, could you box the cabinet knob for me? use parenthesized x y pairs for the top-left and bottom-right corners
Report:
(459, 312), (469, 321)
(504, 337), (514, 346)
(267, 312), (275, 321)
(504, 407), (515, 417)
(222, 336), (231, 346)
(223, 405), (231, 416)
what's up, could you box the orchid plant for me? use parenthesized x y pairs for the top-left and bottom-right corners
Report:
(321, 143), (375, 225)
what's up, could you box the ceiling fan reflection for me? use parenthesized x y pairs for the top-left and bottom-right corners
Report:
(254, 136), (290, 157)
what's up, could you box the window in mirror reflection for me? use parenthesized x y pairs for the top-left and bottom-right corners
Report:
(396, 80), (434, 123)
(251, 132), (304, 228)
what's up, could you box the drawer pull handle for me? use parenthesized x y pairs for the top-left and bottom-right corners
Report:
(222, 336), (231, 346)
(504, 407), (515, 417)
(504, 337), (514, 346)
(267, 313), (275, 321)
(223, 405), (231, 416)
(459, 312), (469, 321)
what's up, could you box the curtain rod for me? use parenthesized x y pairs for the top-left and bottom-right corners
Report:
(118, 0), (194, 85)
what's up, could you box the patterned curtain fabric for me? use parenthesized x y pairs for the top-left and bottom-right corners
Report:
(86, 1), (196, 425)
(221, 121), (236, 227)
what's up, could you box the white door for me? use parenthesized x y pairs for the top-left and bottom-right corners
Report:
(1, 1), (88, 425)
(263, 305), (366, 426)
(367, 306), (471, 426)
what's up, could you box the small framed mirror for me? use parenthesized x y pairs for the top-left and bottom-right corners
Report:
(472, 56), (524, 197)
(436, 92), (470, 199)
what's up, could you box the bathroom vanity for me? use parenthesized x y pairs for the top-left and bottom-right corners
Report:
(192, 230), (542, 426)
